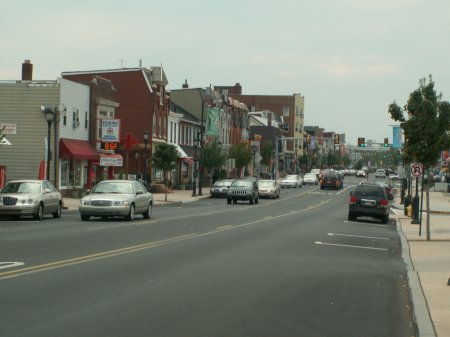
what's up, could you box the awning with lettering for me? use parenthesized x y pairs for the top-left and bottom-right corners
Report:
(59, 138), (99, 160)
(100, 153), (123, 167)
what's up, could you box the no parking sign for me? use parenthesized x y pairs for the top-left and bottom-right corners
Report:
(410, 163), (424, 177)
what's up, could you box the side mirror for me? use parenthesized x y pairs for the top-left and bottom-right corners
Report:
(349, 191), (354, 196)
(136, 190), (143, 195)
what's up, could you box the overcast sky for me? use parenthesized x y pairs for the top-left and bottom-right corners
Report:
(2, 0), (449, 145)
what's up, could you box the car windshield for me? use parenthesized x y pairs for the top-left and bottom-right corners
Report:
(1, 182), (41, 194)
(259, 181), (275, 187)
(285, 176), (297, 180)
(92, 182), (134, 194)
(214, 181), (231, 187)
(304, 174), (315, 178)
(231, 180), (252, 188)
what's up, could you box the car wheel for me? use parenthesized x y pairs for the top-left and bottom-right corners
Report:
(227, 198), (231, 205)
(255, 197), (259, 204)
(348, 212), (356, 221)
(233, 199), (237, 204)
(81, 214), (90, 221)
(126, 204), (135, 221)
(382, 215), (389, 224)
(34, 203), (44, 220)
(250, 197), (254, 204)
(143, 202), (152, 219)
(52, 202), (62, 218)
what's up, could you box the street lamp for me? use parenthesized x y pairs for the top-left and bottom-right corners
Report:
(198, 95), (206, 196)
(143, 130), (149, 185)
(41, 106), (55, 181)
(192, 135), (199, 197)
(134, 151), (140, 180)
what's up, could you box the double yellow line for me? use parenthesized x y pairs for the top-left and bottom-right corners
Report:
(1, 198), (331, 280)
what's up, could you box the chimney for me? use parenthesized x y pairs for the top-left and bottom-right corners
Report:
(182, 79), (189, 89)
(234, 82), (242, 94)
(268, 112), (272, 127)
(22, 60), (33, 81)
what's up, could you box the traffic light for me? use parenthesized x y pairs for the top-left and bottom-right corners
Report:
(384, 138), (389, 147)
(357, 137), (365, 147)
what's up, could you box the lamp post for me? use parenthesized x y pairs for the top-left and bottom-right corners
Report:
(135, 151), (140, 180)
(198, 97), (206, 197)
(192, 135), (198, 197)
(41, 106), (55, 181)
(143, 130), (149, 185)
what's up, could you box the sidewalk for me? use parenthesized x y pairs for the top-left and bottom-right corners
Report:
(392, 190), (450, 337)
(62, 188), (450, 336)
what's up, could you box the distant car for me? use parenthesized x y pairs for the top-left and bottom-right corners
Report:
(356, 170), (367, 178)
(320, 172), (342, 190)
(280, 175), (302, 188)
(0, 179), (62, 220)
(258, 180), (280, 199)
(79, 180), (153, 221)
(348, 182), (393, 224)
(227, 179), (259, 204)
(388, 173), (400, 181)
(375, 169), (387, 178)
(302, 173), (319, 185)
(210, 179), (234, 198)
(310, 169), (321, 178)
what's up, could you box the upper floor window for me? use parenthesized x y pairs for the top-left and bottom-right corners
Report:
(283, 106), (290, 116)
(85, 111), (88, 129)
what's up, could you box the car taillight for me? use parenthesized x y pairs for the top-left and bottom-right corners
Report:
(349, 196), (357, 205)
(380, 199), (389, 207)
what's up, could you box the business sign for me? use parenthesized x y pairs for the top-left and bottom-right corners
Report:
(100, 142), (119, 151)
(100, 155), (123, 167)
(101, 119), (120, 142)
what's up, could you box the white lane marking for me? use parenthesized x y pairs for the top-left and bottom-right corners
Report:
(217, 225), (233, 230)
(327, 233), (390, 240)
(0, 262), (25, 270)
(315, 241), (388, 251)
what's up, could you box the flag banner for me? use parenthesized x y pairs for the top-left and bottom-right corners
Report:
(392, 126), (402, 149)
(206, 107), (220, 136)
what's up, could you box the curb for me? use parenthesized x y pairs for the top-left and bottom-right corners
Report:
(395, 216), (437, 337)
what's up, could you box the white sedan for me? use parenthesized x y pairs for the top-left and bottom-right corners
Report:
(280, 175), (303, 188)
(302, 173), (319, 185)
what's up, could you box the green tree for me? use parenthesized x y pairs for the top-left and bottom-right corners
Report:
(152, 143), (179, 201)
(229, 142), (252, 178)
(260, 140), (273, 177)
(201, 140), (227, 183)
(388, 75), (450, 239)
(0, 125), (5, 145)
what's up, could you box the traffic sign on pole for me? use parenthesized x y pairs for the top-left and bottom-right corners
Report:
(410, 163), (424, 177)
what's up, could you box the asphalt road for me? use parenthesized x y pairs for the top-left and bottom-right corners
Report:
(0, 177), (414, 337)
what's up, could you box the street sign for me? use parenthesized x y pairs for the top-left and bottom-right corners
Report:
(410, 163), (424, 177)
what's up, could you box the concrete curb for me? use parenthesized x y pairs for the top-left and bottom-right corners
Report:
(395, 216), (437, 337)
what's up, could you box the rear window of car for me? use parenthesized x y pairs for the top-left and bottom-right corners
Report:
(323, 173), (336, 179)
(354, 185), (385, 198)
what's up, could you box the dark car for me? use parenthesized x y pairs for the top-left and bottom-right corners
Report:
(210, 179), (234, 198)
(320, 172), (342, 190)
(348, 182), (393, 224)
(227, 179), (259, 205)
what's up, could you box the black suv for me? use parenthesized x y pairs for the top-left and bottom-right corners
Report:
(227, 179), (259, 205)
(348, 183), (393, 223)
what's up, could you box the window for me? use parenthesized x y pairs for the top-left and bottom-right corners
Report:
(85, 111), (88, 129)
(159, 86), (164, 105)
(63, 114), (67, 126)
(283, 106), (290, 116)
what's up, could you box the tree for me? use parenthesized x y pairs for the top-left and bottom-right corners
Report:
(0, 125), (5, 146)
(201, 140), (227, 183)
(388, 75), (450, 239)
(229, 142), (252, 178)
(260, 140), (273, 177)
(152, 143), (179, 202)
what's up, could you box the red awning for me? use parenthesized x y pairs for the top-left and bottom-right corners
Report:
(59, 138), (99, 160)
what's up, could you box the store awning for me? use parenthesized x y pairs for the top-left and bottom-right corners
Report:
(60, 138), (99, 160)
(173, 143), (188, 158)
(100, 153), (123, 167)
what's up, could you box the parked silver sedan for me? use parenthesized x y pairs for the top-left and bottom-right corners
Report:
(0, 179), (62, 220)
(79, 180), (153, 221)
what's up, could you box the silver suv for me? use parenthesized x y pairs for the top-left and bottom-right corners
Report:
(227, 179), (259, 205)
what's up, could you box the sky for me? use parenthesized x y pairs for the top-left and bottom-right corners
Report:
(2, 0), (450, 145)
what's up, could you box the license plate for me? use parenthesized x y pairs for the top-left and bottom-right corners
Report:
(362, 199), (376, 206)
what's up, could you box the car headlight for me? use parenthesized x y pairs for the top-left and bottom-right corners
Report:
(80, 200), (91, 206)
(113, 200), (130, 206)
(20, 198), (35, 205)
